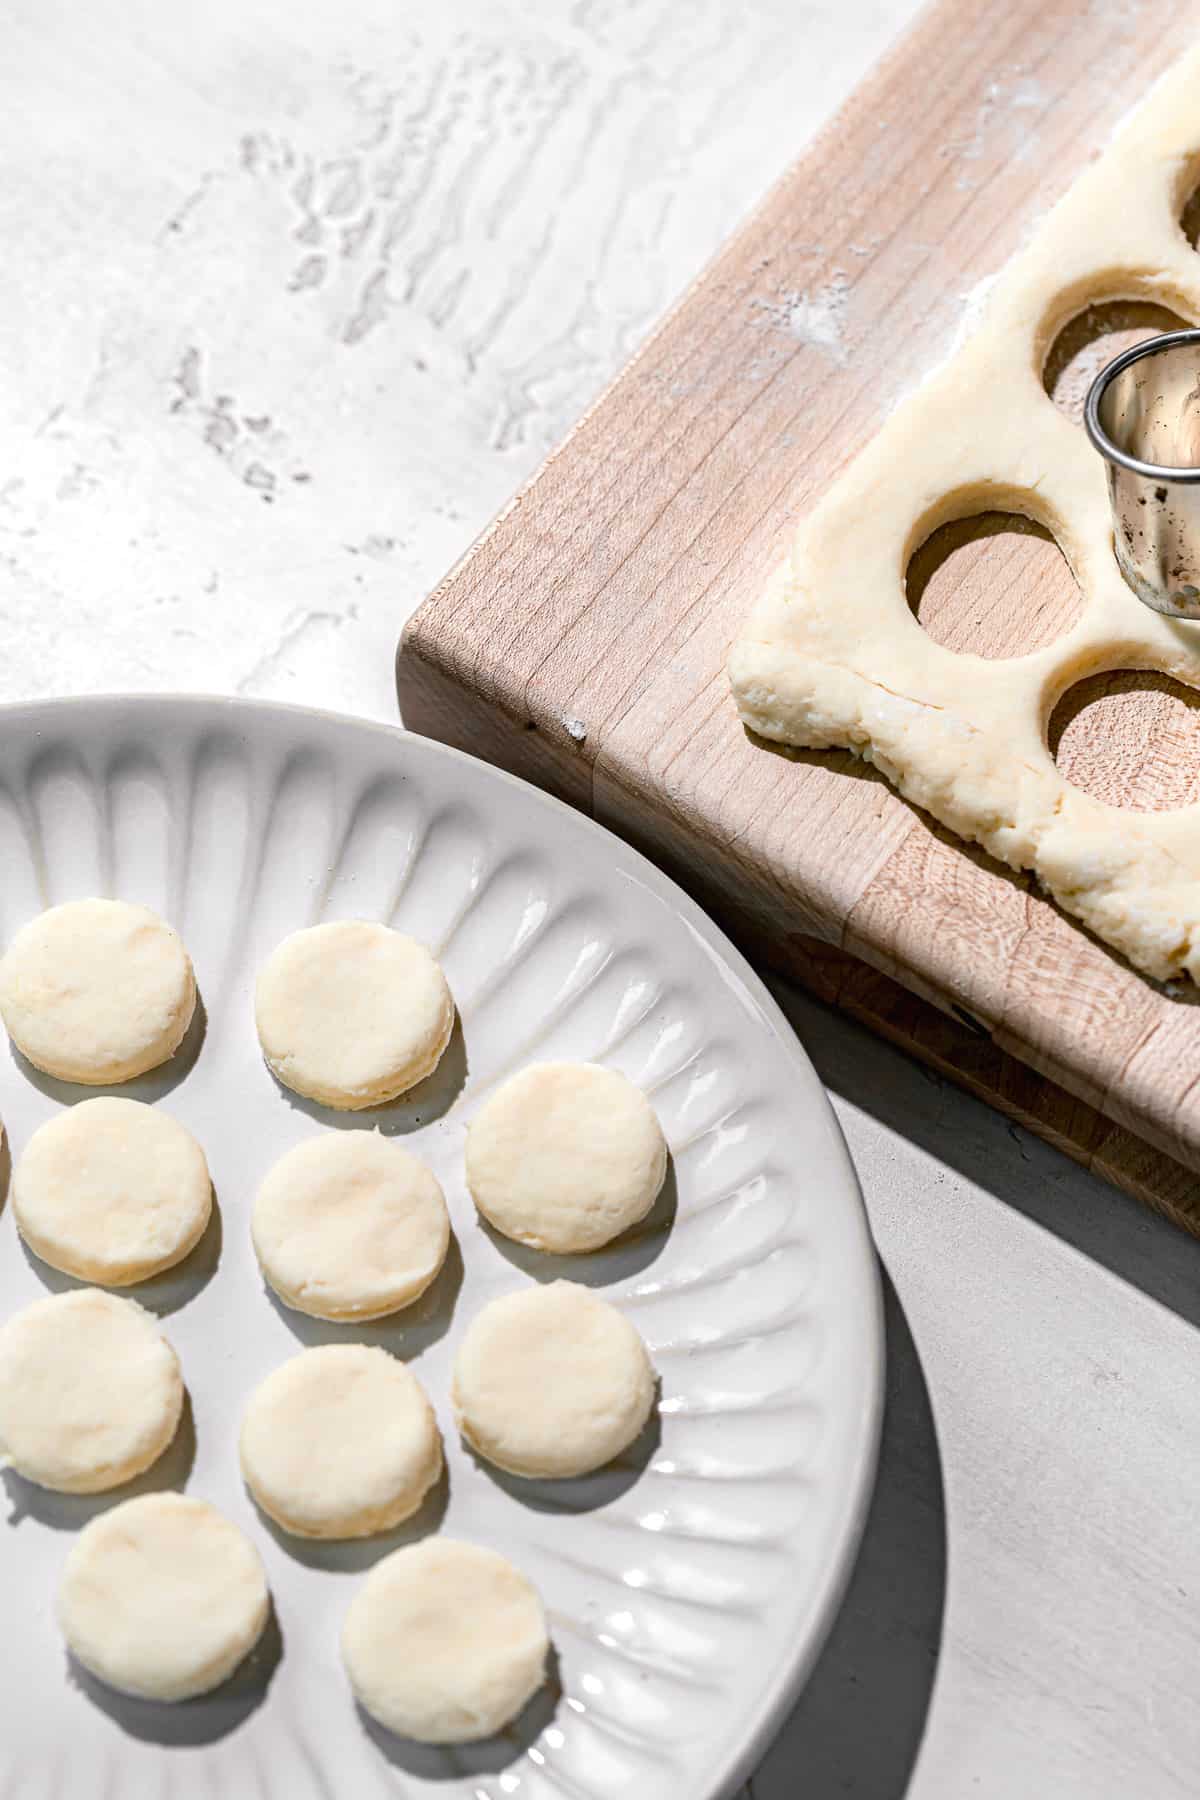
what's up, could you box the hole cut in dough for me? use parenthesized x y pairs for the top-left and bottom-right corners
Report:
(1043, 299), (1190, 425)
(0, 1289), (183, 1493)
(252, 1132), (450, 1321)
(342, 1538), (548, 1742)
(907, 511), (1082, 659)
(452, 1280), (656, 1479)
(14, 1098), (212, 1286)
(0, 899), (196, 1085)
(58, 1493), (270, 1700)
(255, 920), (454, 1110)
(1049, 670), (1200, 812)
(466, 1062), (668, 1253)
(1180, 169), (1200, 251)
(240, 1345), (442, 1539)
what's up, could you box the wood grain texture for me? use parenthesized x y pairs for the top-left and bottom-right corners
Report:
(399, 0), (1200, 1227)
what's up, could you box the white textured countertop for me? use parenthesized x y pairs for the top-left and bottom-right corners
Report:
(5, 2), (1200, 1795)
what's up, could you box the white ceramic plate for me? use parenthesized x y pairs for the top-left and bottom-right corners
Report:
(0, 695), (881, 1800)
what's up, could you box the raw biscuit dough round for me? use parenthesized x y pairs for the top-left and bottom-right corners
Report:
(14, 1097), (212, 1285)
(58, 1493), (270, 1700)
(252, 1133), (450, 1321)
(0, 1289), (183, 1493)
(341, 1538), (548, 1742)
(452, 1280), (655, 1479)
(466, 1062), (668, 1253)
(255, 920), (454, 1109)
(240, 1345), (442, 1539)
(0, 898), (196, 1084)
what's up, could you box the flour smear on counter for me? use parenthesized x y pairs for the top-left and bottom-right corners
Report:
(0, 0), (922, 720)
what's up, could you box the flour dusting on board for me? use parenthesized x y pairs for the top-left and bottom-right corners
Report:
(950, 272), (1001, 354)
(881, 59), (1166, 411)
(943, 76), (1048, 189)
(754, 274), (850, 365)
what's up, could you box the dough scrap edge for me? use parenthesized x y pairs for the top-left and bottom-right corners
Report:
(729, 44), (1200, 987)
(732, 641), (1200, 982)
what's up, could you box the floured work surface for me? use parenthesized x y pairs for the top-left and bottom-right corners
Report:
(399, 0), (1200, 1228)
(731, 46), (1200, 984)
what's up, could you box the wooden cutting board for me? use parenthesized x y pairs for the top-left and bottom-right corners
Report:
(398, 0), (1200, 1232)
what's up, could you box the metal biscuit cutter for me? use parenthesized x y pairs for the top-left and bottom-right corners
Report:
(1085, 327), (1200, 619)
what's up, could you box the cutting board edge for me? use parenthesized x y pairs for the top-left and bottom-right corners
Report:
(396, 0), (1200, 1228)
(395, 644), (1200, 1234)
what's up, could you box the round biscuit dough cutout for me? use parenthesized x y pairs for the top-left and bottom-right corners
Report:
(252, 1133), (450, 1322)
(465, 1062), (668, 1253)
(58, 1493), (270, 1701)
(452, 1280), (656, 1479)
(342, 1538), (548, 1742)
(13, 1097), (212, 1286)
(0, 899), (196, 1085)
(254, 921), (454, 1110)
(240, 1345), (443, 1539)
(0, 1289), (183, 1493)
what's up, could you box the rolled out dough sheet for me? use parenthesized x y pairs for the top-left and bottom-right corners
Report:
(730, 47), (1200, 984)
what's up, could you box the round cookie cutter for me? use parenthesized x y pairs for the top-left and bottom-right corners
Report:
(1085, 326), (1200, 619)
